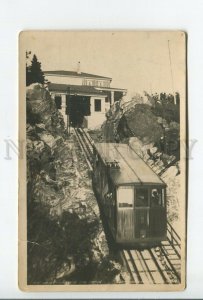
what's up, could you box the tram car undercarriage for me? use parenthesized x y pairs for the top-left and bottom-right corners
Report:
(92, 143), (167, 248)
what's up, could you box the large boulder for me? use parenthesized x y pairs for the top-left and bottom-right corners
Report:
(26, 83), (65, 134)
(125, 104), (163, 144)
(26, 83), (48, 101)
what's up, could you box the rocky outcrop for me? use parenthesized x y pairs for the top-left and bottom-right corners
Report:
(26, 83), (65, 135)
(101, 101), (180, 158)
(27, 84), (125, 285)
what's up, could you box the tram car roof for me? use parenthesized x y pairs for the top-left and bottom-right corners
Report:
(94, 143), (166, 186)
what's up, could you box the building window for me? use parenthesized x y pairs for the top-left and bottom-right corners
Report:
(94, 99), (101, 112)
(102, 80), (110, 88)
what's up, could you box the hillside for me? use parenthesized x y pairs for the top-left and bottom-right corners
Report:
(26, 84), (128, 284)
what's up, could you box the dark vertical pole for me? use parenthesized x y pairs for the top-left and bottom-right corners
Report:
(168, 40), (176, 104)
(66, 87), (71, 135)
(69, 87), (71, 135)
(162, 97), (166, 153)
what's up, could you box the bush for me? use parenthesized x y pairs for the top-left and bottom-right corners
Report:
(152, 101), (180, 123)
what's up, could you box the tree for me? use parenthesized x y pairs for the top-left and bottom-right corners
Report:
(26, 54), (45, 86)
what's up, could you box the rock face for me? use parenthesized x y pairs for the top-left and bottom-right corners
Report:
(26, 83), (65, 134)
(101, 103), (164, 144)
(27, 84), (125, 285)
(101, 101), (180, 157)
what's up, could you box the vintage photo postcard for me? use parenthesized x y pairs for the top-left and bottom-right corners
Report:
(19, 31), (187, 292)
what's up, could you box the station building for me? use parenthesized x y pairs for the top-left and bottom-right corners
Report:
(45, 65), (127, 129)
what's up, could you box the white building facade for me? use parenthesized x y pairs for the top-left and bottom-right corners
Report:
(45, 68), (127, 130)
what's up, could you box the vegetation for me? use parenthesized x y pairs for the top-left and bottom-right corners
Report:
(26, 52), (45, 86)
(152, 101), (180, 123)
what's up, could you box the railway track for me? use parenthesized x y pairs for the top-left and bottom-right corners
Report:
(74, 127), (95, 171)
(122, 228), (181, 284)
(74, 127), (182, 284)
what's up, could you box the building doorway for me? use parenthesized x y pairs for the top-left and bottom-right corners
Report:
(66, 95), (91, 128)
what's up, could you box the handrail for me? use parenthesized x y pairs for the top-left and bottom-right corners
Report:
(167, 221), (181, 242)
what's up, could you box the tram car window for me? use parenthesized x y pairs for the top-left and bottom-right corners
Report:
(151, 188), (163, 207)
(92, 143), (167, 247)
(135, 188), (149, 207)
(117, 186), (134, 208)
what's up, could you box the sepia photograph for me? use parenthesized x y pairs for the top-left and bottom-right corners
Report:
(19, 31), (186, 291)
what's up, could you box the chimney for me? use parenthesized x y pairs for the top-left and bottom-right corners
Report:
(77, 61), (81, 74)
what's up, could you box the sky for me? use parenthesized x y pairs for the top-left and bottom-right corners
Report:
(23, 31), (186, 99)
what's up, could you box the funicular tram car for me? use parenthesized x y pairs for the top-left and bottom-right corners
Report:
(92, 143), (167, 247)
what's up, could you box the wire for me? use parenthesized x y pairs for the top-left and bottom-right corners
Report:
(167, 40), (176, 104)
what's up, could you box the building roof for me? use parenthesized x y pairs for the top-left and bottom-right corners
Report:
(95, 143), (166, 186)
(96, 87), (127, 92)
(44, 70), (112, 80)
(48, 83), (108, 96)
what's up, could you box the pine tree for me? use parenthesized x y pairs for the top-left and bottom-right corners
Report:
(26, 54), (45, 86)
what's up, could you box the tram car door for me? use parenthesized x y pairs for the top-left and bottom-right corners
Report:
(134, 187), (150, 239)
(117, 186), (135, 240)
(149, 187), (166, 237)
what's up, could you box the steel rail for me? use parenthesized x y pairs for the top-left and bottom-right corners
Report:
(164, 238), (181, 260)
(74, 128), (93, 170)
(148, 248), (169, 284)
(122, 250), (143, 284)
(128, 250), (144, 284)
(78, 128), (94, 155)
(159, 245), (181, 283)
